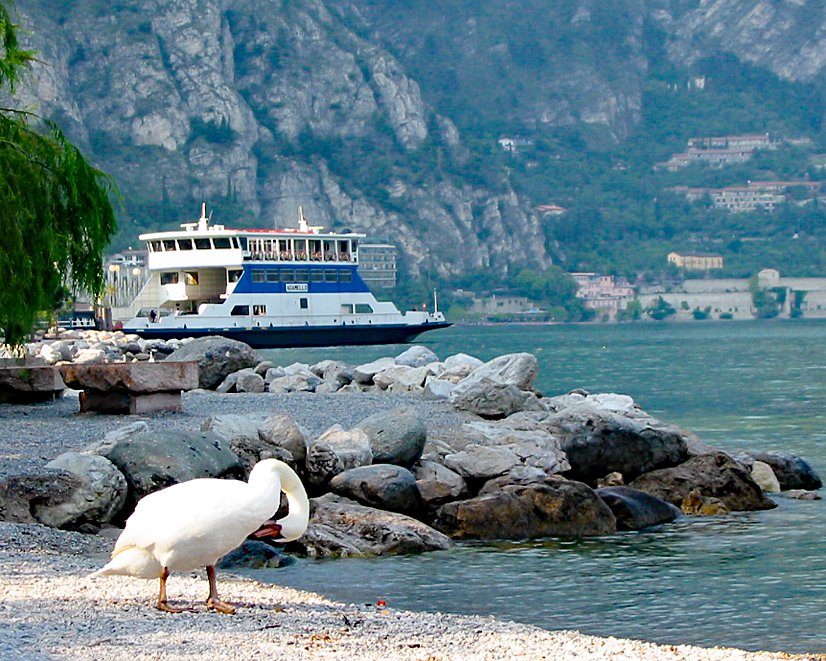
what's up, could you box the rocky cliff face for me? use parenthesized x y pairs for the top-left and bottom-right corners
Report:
(11, 0), (562, 279)
(663, 0), (826, 83)
(9, 0), (826, 280)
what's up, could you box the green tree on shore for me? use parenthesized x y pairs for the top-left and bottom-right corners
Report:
(0, 1), (116, 345)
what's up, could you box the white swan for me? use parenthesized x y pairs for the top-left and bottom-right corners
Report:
(92, 458), (309, 614)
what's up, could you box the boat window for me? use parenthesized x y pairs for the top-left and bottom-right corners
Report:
(340, 270), (352, 283)
(162, 239), (177, 251)
(295, 269), (309, 282)
(341, 304), (354, 314)
(251, 269), (265, 283)
(309, 240), (321, 261)
(311, 270), (324, 282)
(160, 272), (179, 285)
(213, 237), (232, 249)
(233, 237), (243, 249)
(228, 269), (243, 283)
(266, 270), (279, 283)
(231, 305), (249, 316)
(185, 271), (199, 285)
(178, 238), (193, 250)
(194, 238), (211, 250)
(325, 269), (338, 282)
(149, 240), (162, 252)
(355, 303), (373, 313)
(294, 239), (307, 260)
(280, 269), (294, 282)
(253, 305), (266, 315)
(299, 298), (308, 309)
(338, 240), (350, 260)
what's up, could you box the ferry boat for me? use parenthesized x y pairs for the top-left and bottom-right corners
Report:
(120, 205), (450, 348)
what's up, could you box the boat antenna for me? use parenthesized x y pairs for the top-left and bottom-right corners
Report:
(198, 203), (209, 230)
(433, 289), (439, 313)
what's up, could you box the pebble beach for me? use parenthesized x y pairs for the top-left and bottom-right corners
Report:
(1, 391), (824, 661)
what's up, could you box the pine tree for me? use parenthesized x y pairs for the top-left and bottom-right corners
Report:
(0, 1), (117, 345)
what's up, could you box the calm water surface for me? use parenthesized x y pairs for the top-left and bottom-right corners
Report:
(257, 321), (826, 653)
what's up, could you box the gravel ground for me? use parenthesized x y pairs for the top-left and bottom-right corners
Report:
(2, 391), (824, 660)
(2, 523), (823, 661)
(0, 389), (475, 479)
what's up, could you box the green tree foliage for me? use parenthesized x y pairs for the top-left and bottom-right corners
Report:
(0, 1), (116, 344)
(645, 296), (676, 320)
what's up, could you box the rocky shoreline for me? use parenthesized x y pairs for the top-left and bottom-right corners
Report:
(2, 331), (825, 658)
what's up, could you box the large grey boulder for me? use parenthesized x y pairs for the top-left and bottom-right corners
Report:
(450, 378), (537, 418)
(456, 352), (539, 391)
(740, 451), (822, 491)
(597, 486), (681, 531)
(164, 336), (258, 389)
(444, 353), (483, 370)
(305, 425), (372, 492)
(444, 444), (520, 481)
(629, 451), (777, 512)
(521, 405), (691, 485)
(311, 360), (354, 385)
(288, 494), (451, 557)
(454, 421), (570, 476)
(328, 465), (423, 517)
(217, 540), (295, 570)
(201, 413), (307, 473)
(94, 429), (245, 515)
(356, 407), (427, 467)
(395, 345), (439, 368)
(37, 452), (128, 529)
(0, 471), (82, 525)
(235, 369), (266, 393)
(353, 357), (397, 384)
(267, 372), (320, 393)
(432, 478), (617, 540)
(413, 460), (469, 507)
(373, 365), (418, 390)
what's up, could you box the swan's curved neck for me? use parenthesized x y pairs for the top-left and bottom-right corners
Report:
(277, 466), (310, 542)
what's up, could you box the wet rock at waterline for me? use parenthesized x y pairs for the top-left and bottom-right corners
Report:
(629, 452), (777, 512)
(597, 486), (682, 531)
(290, 494), (451, 557)
(432, 478), (617, 540)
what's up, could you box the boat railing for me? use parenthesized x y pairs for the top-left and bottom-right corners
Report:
(245, 251), (355, 263)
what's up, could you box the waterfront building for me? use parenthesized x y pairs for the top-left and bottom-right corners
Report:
(356, 240), (398, 289)
(571, 272), (635, 319)
(667, 252), (724, 271)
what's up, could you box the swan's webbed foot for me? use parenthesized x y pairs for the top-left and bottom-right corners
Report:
(206, 596), (236, 614)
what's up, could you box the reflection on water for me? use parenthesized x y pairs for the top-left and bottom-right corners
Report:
(258, 321), (826, 653)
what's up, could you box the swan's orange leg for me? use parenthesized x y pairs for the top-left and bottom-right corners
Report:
(157, 567), (183, 613)
(205, 565), (235, 614)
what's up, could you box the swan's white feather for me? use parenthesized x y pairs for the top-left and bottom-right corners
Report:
(93, 459), (307, 578)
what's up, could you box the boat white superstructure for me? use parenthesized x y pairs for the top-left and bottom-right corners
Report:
(121, 205), (449, 348)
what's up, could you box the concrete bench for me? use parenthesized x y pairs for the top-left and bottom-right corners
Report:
(58, 361), (199, 414)
(0, 365), (66, 403)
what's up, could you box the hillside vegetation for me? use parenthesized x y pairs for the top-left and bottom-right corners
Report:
(9, 0), (826, 308)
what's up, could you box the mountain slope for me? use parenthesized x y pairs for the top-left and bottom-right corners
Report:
(8, 0), (826, 284)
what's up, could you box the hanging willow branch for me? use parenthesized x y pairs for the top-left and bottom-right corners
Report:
(1, 1), (117, 345)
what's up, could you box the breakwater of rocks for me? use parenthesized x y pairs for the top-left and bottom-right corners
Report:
(1, 333), (823, 568)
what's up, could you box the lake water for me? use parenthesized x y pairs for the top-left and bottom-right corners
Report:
(257, 321), (826, 654)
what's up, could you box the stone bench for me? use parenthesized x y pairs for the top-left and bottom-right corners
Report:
(58, 361), (199, 414)
(0, 365), (66, 403)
